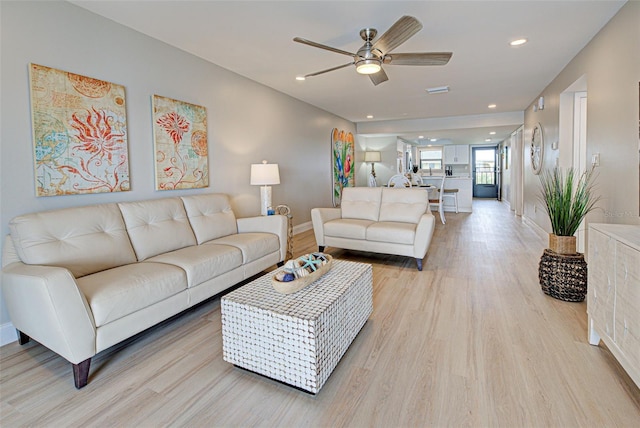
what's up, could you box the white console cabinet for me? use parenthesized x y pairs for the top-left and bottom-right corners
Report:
(587, 223), (640, 388)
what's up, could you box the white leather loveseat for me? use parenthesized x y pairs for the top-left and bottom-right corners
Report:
(311, 187), (435, 271)
(1, 193), (287, 388)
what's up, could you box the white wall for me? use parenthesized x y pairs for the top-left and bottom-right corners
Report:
(522, 1), (640, 231)
(0, 1), (354, 329)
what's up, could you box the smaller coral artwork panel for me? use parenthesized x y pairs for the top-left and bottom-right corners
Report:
(331, 128), (355, 207)
(152, 95), (209, 190)
(29, 63), (130, 196)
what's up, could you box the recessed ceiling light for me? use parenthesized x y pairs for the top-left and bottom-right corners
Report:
(510, 38), (528, 46)
(489, 131), (496, 135)
(366, 115), (374, 119)
(418, 135), (424, 139)
(295, 76), (306, 81)
(488, 104), (497, 109)
(485, 138), (492, 142)
(430, 138), (437, 142)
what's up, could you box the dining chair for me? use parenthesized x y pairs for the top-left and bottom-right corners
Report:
(409, 172), (423, 186)
(442, 188), (459, 213)
(429, 174), (446, 224)
(387, 174), (412, 188)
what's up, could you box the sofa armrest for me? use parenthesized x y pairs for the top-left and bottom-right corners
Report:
(1, 262), (96, 364)
(236, 215), (288, 261)
(311, 207), (342, 247)
(414, 212), (436, 258)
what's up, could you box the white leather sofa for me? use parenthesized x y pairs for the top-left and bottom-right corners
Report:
(311, 187), (435, 271)
(1, 193), (287, 388)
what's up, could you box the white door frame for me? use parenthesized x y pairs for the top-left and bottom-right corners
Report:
(573, 91), (588, 253)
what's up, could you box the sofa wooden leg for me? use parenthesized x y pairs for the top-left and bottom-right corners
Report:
(277, 261), (284, 267)
(16, 330), (30, 345)
(416, 258), (423, 271)
(72, 358), (91, 389)
(318, 246), (325, 252)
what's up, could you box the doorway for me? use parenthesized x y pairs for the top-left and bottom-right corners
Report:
(472, 146), (499, 198)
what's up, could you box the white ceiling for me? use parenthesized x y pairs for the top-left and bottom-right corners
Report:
(70, 0), (625, 145)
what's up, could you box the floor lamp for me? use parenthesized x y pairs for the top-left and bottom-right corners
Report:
(251, 160), (280, 215)
(364, 151), (381, 187)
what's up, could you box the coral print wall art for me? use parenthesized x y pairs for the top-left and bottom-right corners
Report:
(331, 128), (355, 207)
(152, 95), (208, 190)
(29, 63), (130, 196)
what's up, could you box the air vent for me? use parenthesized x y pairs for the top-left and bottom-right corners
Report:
(426, 86), (449, 94)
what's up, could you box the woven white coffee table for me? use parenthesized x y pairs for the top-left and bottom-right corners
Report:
(221, 259), (373, 394)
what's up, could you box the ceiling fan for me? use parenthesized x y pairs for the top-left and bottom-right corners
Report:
(293, 16), (452, 86)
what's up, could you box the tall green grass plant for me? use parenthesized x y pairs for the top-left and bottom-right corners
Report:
(538, 167), (600, 237)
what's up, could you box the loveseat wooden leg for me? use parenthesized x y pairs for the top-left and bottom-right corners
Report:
(318, 246), (325, 252)
(72, 358), (91, 389)
(16, 330), (30, 345)
(277, 261), (284, 267)
(416, 258), (423, 271)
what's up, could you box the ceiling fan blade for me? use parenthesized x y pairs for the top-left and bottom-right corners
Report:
(304, 62), (354, 78)
(369, 68), (389, 86)
(293, 37), (356, 58)
(372, 16), (422, 55)
(384, 52), (453, 66)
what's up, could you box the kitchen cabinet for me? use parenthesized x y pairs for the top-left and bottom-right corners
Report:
(588, 224), (640, 389)
(421, 176), (472, 213)
(444, 145), (469, 165)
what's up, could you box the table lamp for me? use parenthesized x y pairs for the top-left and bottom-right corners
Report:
(251, 160), (280, 215)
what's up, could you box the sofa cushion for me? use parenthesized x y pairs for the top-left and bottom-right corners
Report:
(76, 262), (187, 327)
(379, 188), (428, 224)
(324, 218), (374, 240)
(147, 243), (243, 287)
(366, 221), (417, 245)
(118, 198), (196, 261)
(340, 187), (382, 221)
(212, 232), (280, 264)
(181, 194), (238, 244)
(8, 203), (137, 278)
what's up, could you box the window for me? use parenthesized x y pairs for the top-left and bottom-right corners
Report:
(419, 147), (443, 170)
(474, 148), (496, 184)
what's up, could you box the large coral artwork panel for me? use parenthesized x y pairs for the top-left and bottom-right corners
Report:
(152, 95), (208, 191)
(331, 128), (355, 207)
(29, 64), (130, 196)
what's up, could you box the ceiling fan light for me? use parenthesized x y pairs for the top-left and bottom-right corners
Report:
(356, 59), (381, 75)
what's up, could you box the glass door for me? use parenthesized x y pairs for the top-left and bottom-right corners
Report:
(472, 146), (499, 198)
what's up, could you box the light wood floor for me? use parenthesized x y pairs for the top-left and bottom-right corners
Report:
(1, 200), (639, 427)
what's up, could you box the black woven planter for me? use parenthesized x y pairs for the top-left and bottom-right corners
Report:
(538, 249), (588, 302)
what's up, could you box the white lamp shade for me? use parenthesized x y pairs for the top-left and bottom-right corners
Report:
(250, 162), (280, 185)
(364, 151), (381, 162)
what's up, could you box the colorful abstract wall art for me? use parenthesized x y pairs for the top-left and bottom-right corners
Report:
(152, 95), (208, 191)
(29, 63), (130, 196)
(331, 128), (355, 207)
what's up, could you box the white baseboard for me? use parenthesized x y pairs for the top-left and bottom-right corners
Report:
(0, 322), (17, 347)
(293, 221), (312, 235)
(522, 214), (548, 240)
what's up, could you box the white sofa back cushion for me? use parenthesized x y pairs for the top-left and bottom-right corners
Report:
(340, 187), (382, 221)
(379, 188), (429, 223)
(8, 203), (137, 278)
(181, 194), (237, 244)
(118, 198), (196, 261)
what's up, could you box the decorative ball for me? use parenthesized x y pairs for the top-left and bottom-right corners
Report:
(282, 273), (295, 282)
